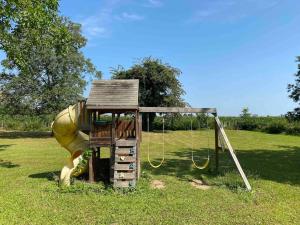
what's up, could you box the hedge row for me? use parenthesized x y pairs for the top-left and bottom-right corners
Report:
(152, 115), (300, 135)
(0, 114), (299, 135)
(0, 114), (54, 131)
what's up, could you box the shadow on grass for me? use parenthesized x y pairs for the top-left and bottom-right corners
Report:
(0, 131), (52, 139)
(29, 171), (60, 181)
(0, 159), (20, 168)
(0, 144), (13, 152)
(143, 145), (300, 187)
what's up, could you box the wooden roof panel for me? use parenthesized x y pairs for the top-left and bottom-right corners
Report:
(86, 80), (139, 109)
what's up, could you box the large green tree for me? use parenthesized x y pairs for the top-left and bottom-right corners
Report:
(287, 57), (300, 121)
(111, 57), (186, 129)
(0, 0), (101, 115)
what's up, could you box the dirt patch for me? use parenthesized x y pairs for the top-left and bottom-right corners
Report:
(151, 180), (165, 189)
(190, 179), (212, 190)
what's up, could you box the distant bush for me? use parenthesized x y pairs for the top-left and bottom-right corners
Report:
(152, 114), (300, 135)
(1, 113), (299, 136)
(153, 114), (210, 131)
(286, 123), (300, 135)
(236, 119), (259, 131)
(0, 114), (54, 131)
(263, 122), (287, 134)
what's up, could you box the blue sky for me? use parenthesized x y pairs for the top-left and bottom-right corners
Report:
(3, 0), (300, 116)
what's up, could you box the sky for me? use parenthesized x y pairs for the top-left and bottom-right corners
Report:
(3, 0), (300, 116)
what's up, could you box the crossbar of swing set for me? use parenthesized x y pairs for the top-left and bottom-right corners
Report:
(139, 107), (217, 114)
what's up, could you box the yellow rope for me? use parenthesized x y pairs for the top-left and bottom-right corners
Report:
(147, 114), (165, 168)
(192, 152), (210, 170)
(190, 117), (210, 170)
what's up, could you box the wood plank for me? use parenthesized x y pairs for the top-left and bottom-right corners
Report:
(139, 107), (217, 114)
(116, 139), (137, 147)
(86, 105), (139, 109)
(214, 116), (252, 191)
(88, 151), (95, 183)
(114, 163), (135, 171)
(114, 180), (136, 188)
(114, 171), (136, 180)
(214, 113), (219, 172)
(115, 147), (136, 155)
(115, 156), (136, 163)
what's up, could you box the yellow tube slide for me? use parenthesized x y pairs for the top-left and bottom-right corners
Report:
(52, 104), (89, 186)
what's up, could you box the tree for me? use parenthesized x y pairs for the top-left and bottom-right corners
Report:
(111, 57), (186, 129)
(0, 0), (101, 115)
(240, 107), (251, 118)
(287, 57), (300, 121)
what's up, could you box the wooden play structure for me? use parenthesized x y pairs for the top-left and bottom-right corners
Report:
(53, 79), (251, 191)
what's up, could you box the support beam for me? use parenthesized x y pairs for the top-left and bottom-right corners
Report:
(136, 111), (141, 179)
(214, 116), (252, 191)
(139, 107), (216, 114)
(214, 113), (219, 172)
(88, 150), (96, 183)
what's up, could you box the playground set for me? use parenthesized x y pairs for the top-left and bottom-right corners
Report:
(52, 80), (251, 191)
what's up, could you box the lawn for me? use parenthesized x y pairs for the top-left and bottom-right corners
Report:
(0, 130), (299, 225)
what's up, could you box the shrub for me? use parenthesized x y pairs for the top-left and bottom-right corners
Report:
(263, 122), (287, 134)
(0, 114), (54, 131)
(286, 123), (300, 135)
(236, 119), (259, 131)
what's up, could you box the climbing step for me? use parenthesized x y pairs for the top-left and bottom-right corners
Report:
(111, 142), (137, 188)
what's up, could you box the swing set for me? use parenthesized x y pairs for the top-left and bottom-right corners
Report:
(59, 80), (251, 190)
(147, 113), (212, 170)
(140, 107), (251, 191)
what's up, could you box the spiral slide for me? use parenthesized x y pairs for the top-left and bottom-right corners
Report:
(52, 104), (89, 186)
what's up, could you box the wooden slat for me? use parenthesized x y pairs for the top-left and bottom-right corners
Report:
(114, 171), (136, 180)
(115, 147), (136, 155)
(114, 163), (135, 171)
(116, 139), (137, 147)
(115, 120), (136, 139)
(114, 180), (136, 188)
(215, 116), (252, 191)
(139, 107), (217, 114)
(90, 137), (112, 142)
(115, 156), (136, 163)
(86, 105), (139, 109)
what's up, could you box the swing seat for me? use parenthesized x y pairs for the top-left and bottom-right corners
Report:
(192, 156), (210, 170)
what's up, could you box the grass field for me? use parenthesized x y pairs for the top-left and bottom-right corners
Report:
(0, 130), (299, 225)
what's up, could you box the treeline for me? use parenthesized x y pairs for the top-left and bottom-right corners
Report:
(152, 115), (300, 135)
(0, 114), (54, 131)
(1, 114), (300, 135)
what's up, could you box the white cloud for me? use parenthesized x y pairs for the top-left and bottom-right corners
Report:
(79, 1), (144, 40)
(117, 12), (144, 21)
(144, 0), (163, 8)
(187, 0), (282, 24)
(80, 14), (110, 39)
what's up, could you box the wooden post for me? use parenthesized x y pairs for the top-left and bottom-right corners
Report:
(112, 113), (115, 144)
(215, 116), (252, 191)
(89, 150), (96, 183)
(136, 111), (141, 179)
(214, 113), (219, 172)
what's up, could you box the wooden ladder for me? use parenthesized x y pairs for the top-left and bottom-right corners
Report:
(215, 116), (252, 191)
(111, 139), (137, 188)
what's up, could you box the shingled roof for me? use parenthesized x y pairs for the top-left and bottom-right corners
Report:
(86, 80), (139, 109)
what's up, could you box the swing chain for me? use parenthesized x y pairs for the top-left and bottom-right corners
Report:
(191, 113), (210, 170)
(147, 113), (165, 168)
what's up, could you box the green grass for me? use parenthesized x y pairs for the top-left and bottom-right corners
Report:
(0, 130), (299, 224)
